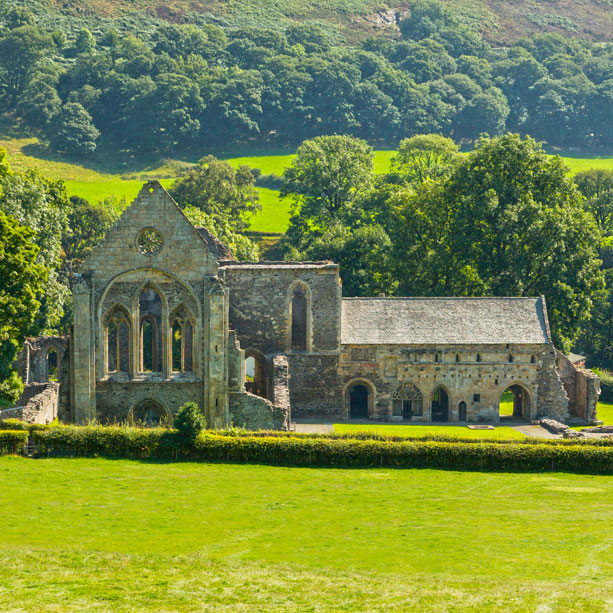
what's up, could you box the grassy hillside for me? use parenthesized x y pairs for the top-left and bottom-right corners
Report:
(3, 135), (613, 234)
(20, 0), (613, 43)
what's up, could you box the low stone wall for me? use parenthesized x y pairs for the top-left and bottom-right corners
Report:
(5, 383), (59, 424)
(555, 350), (600, 423)
(272, 354), (291, 429)
(229, 392), (287, 430)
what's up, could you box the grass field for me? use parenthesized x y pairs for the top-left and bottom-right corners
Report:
(3, 135), (613, 235)
(0, 456), (612, 611)
(595, 401), (613, 425)
(333, 423), (527, 439)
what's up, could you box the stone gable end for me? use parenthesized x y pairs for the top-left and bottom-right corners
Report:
(81, 181), (218, 282)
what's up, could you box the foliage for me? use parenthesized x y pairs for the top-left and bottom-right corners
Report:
(170, 155), (260, 231)
(182, 205), (259, 261)
(0, 150), (70, 332)
(592, 368), (613, 401)
(61, 196), (118, 286)
(0, 430), (28, 454)
(386, 134), (603, 349)
(281, 135), (374, 249)
(0, 209), (48, 401)
(25, 425), (613, 473)
(391, 133), (460, 183)
(575, 169), (613, 235)
(48, 102), (100, 156)
(173, 402), (206, 442)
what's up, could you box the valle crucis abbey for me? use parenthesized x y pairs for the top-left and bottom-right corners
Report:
(10, 182), (600, 428)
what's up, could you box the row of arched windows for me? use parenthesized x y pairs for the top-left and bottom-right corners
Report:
(104, 287), (195, 375)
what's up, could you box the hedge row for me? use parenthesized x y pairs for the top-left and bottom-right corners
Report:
(0, 431), (28, 454)
(0, 419), (54, 432)
(29, 426), (613, 473)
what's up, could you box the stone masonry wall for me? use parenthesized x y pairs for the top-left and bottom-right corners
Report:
(221, 263), (341, 355)
(229, 392), (287, 430)
(5, 383), (59, 424)
(95, 381), (203, 423)
(272, 354), (291, 429)
(339, 343), (561, 422)
(555, 350), (600, 423)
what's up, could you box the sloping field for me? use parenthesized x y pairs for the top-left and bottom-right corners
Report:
(0, 456), (612, 611)
(3, 136), (613, 234)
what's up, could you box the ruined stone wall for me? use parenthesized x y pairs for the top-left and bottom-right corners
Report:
(272, 354), (291, 429)
(229, 392), (287, 430)
(7, 383), (59, 424)
(534, 348), (569, 421)
(95, 381), (203, 423)
(339, 343), (561, 422)
(221, 263), (342, 354)
(555, 350), (600, 423)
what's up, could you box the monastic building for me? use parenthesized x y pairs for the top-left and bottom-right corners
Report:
(10, 182), (600, 427)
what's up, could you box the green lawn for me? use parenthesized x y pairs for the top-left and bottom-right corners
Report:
(333, 423), (526, 439)
(0, 457), (611, 611)
(596, 401), (613, 425)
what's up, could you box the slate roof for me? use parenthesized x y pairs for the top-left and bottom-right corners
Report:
(341, 297), (550, 345)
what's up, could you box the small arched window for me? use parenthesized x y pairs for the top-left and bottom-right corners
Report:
(531, 355), (536, 364)
(476, 354), (481, 362)
(508, 354), (514, 363)
(434, 353), (440, 363)
(455, 354), (460, 362)
(290, 284), (308, 351)
(46, 349), (59, 382)
(106, 308), (131, 373)
(170, 308), (194, 373)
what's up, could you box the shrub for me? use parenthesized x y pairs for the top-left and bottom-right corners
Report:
(0, 430), (28, 454)
(28, 426), (613, 473)
(174, 402), (206, 442)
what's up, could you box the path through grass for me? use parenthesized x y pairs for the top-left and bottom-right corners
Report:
(0, 457), (611, 611)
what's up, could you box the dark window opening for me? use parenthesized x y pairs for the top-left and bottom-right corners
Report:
(291, 285), (308, 350)
(107, 309), (130, 373)
(476, 354), (481, 362)
(531, 355), (536, 364)
(139, 287), (162, 372)
(473, 394), (480, 402)
(170, 308), (194, 373)
(508, 354), (514, 363)
(459, 401), (467, 421)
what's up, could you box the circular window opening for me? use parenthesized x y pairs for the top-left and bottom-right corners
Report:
(137, 228), (163, 255)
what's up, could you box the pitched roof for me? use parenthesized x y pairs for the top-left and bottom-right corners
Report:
(341, 297), (550, 345)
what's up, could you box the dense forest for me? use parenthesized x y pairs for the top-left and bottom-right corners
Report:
(1, 0), (613, 159)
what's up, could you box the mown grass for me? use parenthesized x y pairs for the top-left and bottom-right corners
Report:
(333, 423), (527, 439)
(0, 456), (612, 611)
(597, 401), (613, 425)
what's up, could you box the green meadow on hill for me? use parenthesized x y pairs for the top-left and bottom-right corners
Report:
(3, 136), (613, 234)
(1, 456), (612, 611)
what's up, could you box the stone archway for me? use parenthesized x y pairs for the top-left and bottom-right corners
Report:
(344, 379), (375, 419)
(431, 387), (449, 422)
(128, 399), (171, 427)
(499, 384), (531, 421)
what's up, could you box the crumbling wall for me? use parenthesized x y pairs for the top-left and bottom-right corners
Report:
(4, 383), (59, 424)
(535, 348), (569, 421)
(272, 354), (291, 429)
(229, 392), (287, 430)
(555, 350), (600, 423)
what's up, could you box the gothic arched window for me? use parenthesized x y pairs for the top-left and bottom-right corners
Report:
(106, 308), (131, 374)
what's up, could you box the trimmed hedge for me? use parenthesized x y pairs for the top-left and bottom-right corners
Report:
(0, 430), (28, 454)
(0, 419), (54, 432)
(28, 426), (613, 473)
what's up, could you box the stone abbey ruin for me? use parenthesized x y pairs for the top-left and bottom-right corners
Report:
(7, 182), (600, 428)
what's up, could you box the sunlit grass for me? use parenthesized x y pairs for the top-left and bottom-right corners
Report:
(0, 456), (612, 611)
(333, 423), (526, 439)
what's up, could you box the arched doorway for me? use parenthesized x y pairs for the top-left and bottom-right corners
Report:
(499, 385), (530, 420)
(46, 349), (59, 382)
(458, 401), (467, 421)
(431, 387), (449, 422)
(244, 351), (268, 399)
(129, 399), (170, 427)
(349, 384), (369, 419)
